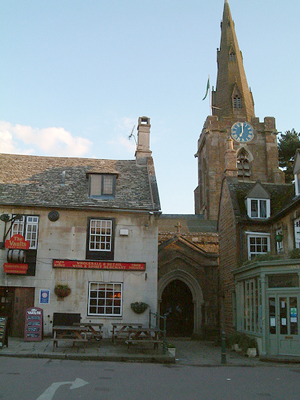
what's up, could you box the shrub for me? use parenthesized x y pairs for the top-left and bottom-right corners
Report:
(227, 332), (257, 353)
(289, 248), (300, 259)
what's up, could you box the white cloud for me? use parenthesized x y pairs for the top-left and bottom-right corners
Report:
(106, 116), (137, 156)
(0, 121), (92, 157)
(109, 135), (136, 154)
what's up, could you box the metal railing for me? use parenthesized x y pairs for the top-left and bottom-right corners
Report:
(148, 309), (167, 354)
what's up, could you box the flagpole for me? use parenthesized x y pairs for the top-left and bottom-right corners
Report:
(209, 74), (212, 115)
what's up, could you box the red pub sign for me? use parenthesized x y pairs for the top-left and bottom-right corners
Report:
(53, 259), (146, 271)
(5, 234), (30, 250)
(3, 263), (28, 274)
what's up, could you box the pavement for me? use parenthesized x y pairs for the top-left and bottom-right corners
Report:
(1, 337), (300, 366)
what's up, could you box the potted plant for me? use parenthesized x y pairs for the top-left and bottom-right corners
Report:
(246, 337), (258, 358)
(227, 332), (241, 351)
(130, 302), (149, 314)
(54, 283), (71, 299)
(165, 342), (176, 357)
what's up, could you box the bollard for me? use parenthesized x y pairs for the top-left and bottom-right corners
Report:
(221, 330), (227, 364)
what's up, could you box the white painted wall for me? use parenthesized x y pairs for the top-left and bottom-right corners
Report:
(0, 207), (158, 337)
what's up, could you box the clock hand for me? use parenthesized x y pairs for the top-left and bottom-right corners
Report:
(240, 123), (244, 137)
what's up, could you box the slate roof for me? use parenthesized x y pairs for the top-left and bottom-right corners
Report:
(226, 178), (297, 221)
(0, 153), (161, 212)
(158, 214), (218, 234)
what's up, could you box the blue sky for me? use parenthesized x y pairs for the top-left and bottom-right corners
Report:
(1, 1), (299, 214)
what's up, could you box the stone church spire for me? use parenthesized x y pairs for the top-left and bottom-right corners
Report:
(212, 0), (255, 121)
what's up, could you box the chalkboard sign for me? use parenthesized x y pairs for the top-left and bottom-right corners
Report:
(24, 307), (43, 342)
(0, 317), (8, 348)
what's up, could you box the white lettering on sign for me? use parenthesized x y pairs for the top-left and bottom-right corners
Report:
(27, 309), (42, 315)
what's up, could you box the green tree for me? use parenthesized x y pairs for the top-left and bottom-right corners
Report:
(278, 129), (300, 183)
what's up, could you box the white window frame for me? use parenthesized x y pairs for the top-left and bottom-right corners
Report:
(295, 172), (300, 196)
(243, 277), (262, 334)
(88, 282), (122, 317)
(294, 218), (300, 248)
(276, 228), (283, 253)
(247, 198), (270, 219)
(246, 232), (270, 259)
(11, 215), (39, 249)
(89, 219), (112, 252)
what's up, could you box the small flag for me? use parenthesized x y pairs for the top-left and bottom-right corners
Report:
(202, 77), (210, 100)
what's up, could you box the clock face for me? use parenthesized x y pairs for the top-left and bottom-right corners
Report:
(231, 122), (254, 143)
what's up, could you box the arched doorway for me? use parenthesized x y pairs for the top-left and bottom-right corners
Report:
(161, 280), (194, 337)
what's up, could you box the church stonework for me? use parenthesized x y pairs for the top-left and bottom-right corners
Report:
(195, 1), (284, 221)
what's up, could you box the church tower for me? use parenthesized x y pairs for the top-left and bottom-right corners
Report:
(194, 0), (284, 220)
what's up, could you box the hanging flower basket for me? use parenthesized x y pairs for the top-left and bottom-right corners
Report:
(130, 302), (149, 314)
(54, 284), (71, 299)
(275, 234), (283, 242)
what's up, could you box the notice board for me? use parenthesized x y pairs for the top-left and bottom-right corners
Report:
(0, 317), (8, 348)
(24, 307), (43, 342)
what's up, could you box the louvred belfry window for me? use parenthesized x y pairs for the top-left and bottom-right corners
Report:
(233, 95), (242, 109)
(237, 149), (251, 179)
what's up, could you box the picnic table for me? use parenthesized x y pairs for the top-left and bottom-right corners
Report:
(111, 322), (143, 343)
(126, 327), (163, 349)
(74, 322), (103, 341)
(52, 325), (89, 352)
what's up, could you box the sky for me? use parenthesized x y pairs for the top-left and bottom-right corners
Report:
(1, 0), (300, 214)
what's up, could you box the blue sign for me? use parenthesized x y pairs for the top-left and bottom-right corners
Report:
(40, 290), (50, 304)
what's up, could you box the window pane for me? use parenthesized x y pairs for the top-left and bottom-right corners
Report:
(268, 274), (299, 288)
(88, 282), (122, 317)
(279, 297), (287, 335)
(260, 200), (267, 218)
(248, 234), (269, 258)
(290, 297), (298, 335)
(25, 216), (39, 249)
(251, 200), (258, 218)
(269, 297), (276, 335)
(294, 218), (300, 248)
(89, 175), (102, 196)
(89, 219), (112, 251)
(102, 175), (114, 195)
(11, 216), (25, 236)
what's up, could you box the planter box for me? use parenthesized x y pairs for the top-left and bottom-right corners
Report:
(168, 347), (176, 357)
(233, 344), (242, 352)
(247, 348), (257, 358)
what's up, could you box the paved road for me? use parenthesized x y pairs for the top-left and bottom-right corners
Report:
(0, 357), (300, 400)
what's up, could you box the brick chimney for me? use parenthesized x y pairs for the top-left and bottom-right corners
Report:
(135, 116), (152, 161)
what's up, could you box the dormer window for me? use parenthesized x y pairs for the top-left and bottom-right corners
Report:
(89, 174), (116, 198)
(247, 198), (270, 219)
(246, 182), (271, 220)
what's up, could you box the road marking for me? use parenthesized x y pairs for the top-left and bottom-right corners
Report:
(36, 378), (89, 400)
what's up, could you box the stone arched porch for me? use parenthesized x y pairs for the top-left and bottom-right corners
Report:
(158, 269), (204, 335)
(158, 235), (219, 339)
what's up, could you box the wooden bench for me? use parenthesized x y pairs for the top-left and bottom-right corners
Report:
(74, 323), (103, 341)
(51, 338), (88, 352)
(111, 323), (143, 343)
(125, 339), (163, 350)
